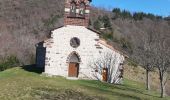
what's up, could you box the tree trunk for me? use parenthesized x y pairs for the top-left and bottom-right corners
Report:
(146, 69), (150, 90)
(159, 71), (164, 98)
(160, 79), (164, 98)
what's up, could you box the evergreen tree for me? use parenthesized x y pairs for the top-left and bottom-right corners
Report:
(93, 20), (101, 30)
(122, 10), (133, 19)
(133, 12), (145, 20)
(112, 8), (121, 19)
(102, 15), (112, 29)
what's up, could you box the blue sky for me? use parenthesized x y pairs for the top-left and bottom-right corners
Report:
(92, 0), (170, 17)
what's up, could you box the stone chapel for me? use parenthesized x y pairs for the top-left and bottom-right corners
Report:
(36, 0), (125, 83)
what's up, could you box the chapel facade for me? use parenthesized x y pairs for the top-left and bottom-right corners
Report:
(36, 0), (124, 83)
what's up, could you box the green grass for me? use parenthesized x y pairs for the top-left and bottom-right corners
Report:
(0, 67), (169, 100)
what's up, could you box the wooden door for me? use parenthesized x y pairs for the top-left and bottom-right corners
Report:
(68, 63), (79, 77)
(102, 68), (108, 82)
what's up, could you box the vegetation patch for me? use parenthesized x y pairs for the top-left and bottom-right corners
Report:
(31, 88), (105, 100)
(0, 67), (169, 100)
(0, 55), (20, 71)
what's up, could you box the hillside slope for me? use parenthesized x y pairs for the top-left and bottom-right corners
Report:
(0, 0), (170, 97)
(0, 67), (169, 100)
(0, 0), (64, 64)
(0, 0), (170, 64)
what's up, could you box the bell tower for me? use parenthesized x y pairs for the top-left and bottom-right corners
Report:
(64, 0), (92, 27)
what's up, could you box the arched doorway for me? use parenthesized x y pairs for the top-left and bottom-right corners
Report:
(67, 52), (81, 77)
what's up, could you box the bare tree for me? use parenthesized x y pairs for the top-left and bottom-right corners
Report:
(132, 31), (155, 90)
(153, 33), (170, 98)
(89, 51), (124, 84)
(130, 20), (170, 97)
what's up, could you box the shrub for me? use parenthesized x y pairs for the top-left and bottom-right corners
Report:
(127, 58), (138, 67)
(102, 15), (112, 29)
(103, 33), (113, 40)
(43, 14), (60, 28)
(120, 37), (133, 53)
(0, 55), (20, 71)
(93, 20), (101, 30)
(93, 15), (112, 30)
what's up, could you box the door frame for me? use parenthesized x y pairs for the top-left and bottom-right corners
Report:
(102, 68), (108, 82)
(67, 51), (81, 78)
(68, 62), (79, 77)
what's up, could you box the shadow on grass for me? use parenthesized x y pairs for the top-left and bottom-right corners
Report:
(22, 64), (44, 74)
(116, 84), (160, 98)
(31, 88), (106, 100)
(78, 80), (160, 99)
(80, 83), (141, 100)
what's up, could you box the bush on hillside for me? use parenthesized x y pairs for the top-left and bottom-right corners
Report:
(102, 15), (112, 29)
(0, 55), (20, 71)
(93, 15), (112, 30)
(120, 37), (133, 54)
(127, 58), (138, 67)
(103, 33), (113, 40)
(93, 20), (101, 30)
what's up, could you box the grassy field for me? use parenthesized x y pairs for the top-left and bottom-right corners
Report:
(124, 64), (170, 96)
(0, 67), (169, 100)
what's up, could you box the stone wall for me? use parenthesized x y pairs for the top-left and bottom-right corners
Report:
(42, 25), (124, 83)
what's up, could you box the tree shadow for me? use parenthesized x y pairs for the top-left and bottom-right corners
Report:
(78, 80), (160, 99)
(79, 84), (141, 100)
(22, 64), (44, 74)
(115, 84), (160, 98)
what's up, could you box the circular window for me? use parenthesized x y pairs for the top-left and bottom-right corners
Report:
(70, 37), (80, 48)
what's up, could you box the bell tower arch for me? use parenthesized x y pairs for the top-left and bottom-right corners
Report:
(64, 0), (92, 27)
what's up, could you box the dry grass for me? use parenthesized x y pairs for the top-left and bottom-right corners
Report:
(0, 67), (169, 100)
(124, 64), (170, 96)
(166, 77), (170, 96)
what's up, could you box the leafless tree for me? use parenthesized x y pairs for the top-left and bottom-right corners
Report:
(89, 51), (124, 84)
(152, 33), (170, 98)
(132, 32), (155, 90)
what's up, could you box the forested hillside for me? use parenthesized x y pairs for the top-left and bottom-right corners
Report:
(0, 0), (64, 65)
(0, 0), (170, 65)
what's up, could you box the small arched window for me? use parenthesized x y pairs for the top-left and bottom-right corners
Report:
(79, 2), (85, 17)
(70, 1), (76, 17)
